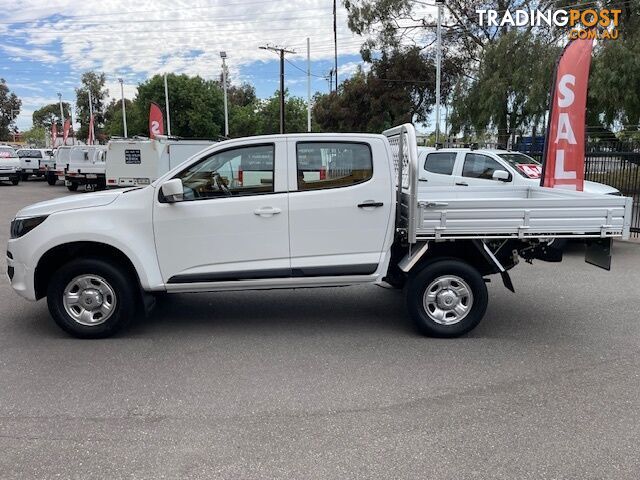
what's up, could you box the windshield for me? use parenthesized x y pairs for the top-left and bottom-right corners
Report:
(0, 147), (17, 158)
(498, 153), (542, 179)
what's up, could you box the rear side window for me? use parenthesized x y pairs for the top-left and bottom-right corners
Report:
(296, 142), (372, 191)
(462, 153), (504, 179)
(424, 152), (456, 175)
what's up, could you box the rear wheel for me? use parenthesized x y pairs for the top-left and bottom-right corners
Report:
(67, 183), (79, 192)
(46, 173), (57, 185)
(47, 259), (137, 338)
(406, 259), (488, 338)
(21, 173), (29, 181)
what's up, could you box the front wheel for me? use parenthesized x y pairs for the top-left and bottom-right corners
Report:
(47, 259), (137, 338)
(11, 176), (19, 186)
(406, 259), (488, 338)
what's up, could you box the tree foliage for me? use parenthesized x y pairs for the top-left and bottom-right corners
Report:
(32, 102), (72, 131)
(75, 71), (109, 142)
(0, 79), (21, 141)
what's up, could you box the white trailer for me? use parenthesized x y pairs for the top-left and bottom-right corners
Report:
(105, 137), (216, 188)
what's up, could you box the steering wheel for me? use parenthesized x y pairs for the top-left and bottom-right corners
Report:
(211, 171), (232, 195)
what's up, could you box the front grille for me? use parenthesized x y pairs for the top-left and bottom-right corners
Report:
(7, 266), (14, 280)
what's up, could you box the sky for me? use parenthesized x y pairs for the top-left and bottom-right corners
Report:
(0, 0), (437, 132)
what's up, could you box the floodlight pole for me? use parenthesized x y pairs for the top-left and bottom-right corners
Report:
(220, 51), (229, 137)
(118, 78), (128, 138)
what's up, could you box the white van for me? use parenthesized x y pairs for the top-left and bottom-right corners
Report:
(105, 137), (216, 188)
(16, 149), (54, 180)
(65, 145), (108, 191)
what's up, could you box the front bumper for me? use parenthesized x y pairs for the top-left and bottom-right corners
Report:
(6, 248), (35, 300)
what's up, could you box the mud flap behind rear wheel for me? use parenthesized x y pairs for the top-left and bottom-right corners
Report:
(585, 238), (612, 271)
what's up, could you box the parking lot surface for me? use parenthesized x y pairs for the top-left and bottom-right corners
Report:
(1, 180), (640, 479)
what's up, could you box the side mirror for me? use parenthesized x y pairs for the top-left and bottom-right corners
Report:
(161, 178), (184, 203)
(492, 170), (511, 182)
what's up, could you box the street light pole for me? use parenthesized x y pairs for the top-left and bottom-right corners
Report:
(164, 73), (172, 136)
(220, 51), (229, 138)
(118, 78), (128, 138)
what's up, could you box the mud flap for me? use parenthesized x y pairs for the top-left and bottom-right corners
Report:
(501, 271), (515, 293)
(585, 238), (612, 271)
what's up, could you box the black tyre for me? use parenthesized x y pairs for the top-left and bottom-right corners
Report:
(47, 173), (57, 186)
(11, 176), (19, 186)
(21, 173), (29, 181)
(406, 259), (488, 338)
(67, 183), (79, 192)
(47, 258), (137, 338)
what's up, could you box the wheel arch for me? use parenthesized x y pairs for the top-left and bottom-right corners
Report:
(34, 241), (141, 301)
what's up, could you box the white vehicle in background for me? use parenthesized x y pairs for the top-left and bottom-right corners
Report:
(105, 137), (216, 188)
(6, 124), (633, 339)
(418, 147), (620, 195)
(65, 145), (108, 191)
(51, 146), (73, 186)
(16, 149), (54, 181)
(0, 145), (21, 185)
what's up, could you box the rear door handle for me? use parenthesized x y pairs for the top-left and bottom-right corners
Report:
(254, 206), (282, 217)
(455, 182), (468, 186)
(358, 201), (384, 208)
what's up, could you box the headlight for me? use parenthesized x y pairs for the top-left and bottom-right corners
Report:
(10, 215), (48, 239)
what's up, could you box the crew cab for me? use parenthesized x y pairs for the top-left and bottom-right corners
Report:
(418, 147), (620, 195)
(6, 125), (633, 339)
(16, 148), (54, 180)
(0, 145), (21, 185)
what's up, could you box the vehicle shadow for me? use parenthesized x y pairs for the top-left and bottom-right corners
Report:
(132, 285), (411, 337)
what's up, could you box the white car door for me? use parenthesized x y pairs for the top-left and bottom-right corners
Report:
(287, 138), (393, 276)
(153, 140), (290, 284)
(419, 150), (457, 185)
(454, 152), (513, 187)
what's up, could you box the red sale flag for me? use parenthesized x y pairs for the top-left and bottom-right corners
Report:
(51, 123), (58, 146)
(149, 102), (164, 139)
(63, 119), (71, 144)
(87, 114), (95, 145)
(541, 38), (594, 191)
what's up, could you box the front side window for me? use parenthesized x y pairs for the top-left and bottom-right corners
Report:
(498, 153), (542, 179)
(462, 153), (505, 180)
(176, 144), (274, 200)
(424, 152), (456, 175)
(296, 142), (372, 191)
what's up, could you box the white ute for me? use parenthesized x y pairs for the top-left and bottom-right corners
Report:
(0, 145), (21, 185)
(6, 125), (633, 339)
(65, 145), (108, 191)
(16, 148), (54, 181)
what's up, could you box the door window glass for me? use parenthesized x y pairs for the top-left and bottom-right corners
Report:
(424, 152), (456, 175)
(296, 142), (372, 191)
(462, 154), (504, 179)
(176, 144), (274, 200)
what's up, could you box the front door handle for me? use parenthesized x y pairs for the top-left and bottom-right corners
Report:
(358, 201), (384, 208)
(455, 182), (468, 186)
(254, 206), (282, 217)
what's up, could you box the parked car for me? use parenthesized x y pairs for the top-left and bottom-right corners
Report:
(51, 146), (73, 186)
(6, 125), (632, 339)
(0, 145), (21, 185)
(16, 149), (54, 180)
(418, 147), (621, 195)
(65, 145), (108, 191)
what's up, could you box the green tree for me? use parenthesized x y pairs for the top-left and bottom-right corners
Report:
(75, 71), (109, 142)
(130, 74), (225, 138)
(0, 79), (21, 141)
(32, 102), (71, 131)
(21, 126), (47, 147)
(103, 98), (138, 138)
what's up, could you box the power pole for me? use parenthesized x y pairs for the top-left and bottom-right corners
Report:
(435, 0), (444, 144)
(259, 45), (296, 134)
(333, 0), (338, 92)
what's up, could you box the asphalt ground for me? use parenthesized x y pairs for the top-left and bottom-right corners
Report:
(1, 179), (639, 479)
